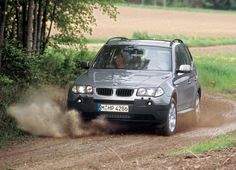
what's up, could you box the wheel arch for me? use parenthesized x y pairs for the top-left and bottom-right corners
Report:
(198, 87), (201, 100)
(171, 90), (177, 104)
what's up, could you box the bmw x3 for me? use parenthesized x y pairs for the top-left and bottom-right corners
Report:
(67, 37), (201, 136)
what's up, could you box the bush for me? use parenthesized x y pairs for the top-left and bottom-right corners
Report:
(0, 42), (40, 132)
(0, 42), (96, 138)
(41, 48), (96, 85)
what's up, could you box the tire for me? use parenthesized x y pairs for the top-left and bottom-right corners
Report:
(193, 93), (201, 125)
(161, 98), (177, 136)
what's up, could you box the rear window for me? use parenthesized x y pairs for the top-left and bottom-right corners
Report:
(92, 45), (172, 71)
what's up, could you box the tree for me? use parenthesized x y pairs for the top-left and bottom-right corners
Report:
(1, 0), (119, 54)
(0, 0), (8, 69)
(26, 0), (34, 51)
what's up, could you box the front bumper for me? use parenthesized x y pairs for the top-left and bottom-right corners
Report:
(67, 96), (170, 124)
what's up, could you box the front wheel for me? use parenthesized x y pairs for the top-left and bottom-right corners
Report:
(161, 98), (177, 136)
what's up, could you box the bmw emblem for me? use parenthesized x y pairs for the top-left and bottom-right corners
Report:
(113, 82), (118, 86)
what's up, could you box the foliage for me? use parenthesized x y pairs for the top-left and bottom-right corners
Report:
(194, 53), (236, 99)
(0, 41), (42, 133)
(0, 42), (96, 141)
(0, 0), (118, 142)
(54, 0), (119, 36)
(0, 128), (31, 146)
(0, 0), (119, 57)
(41, 48), (96, 85)
(132, 32), (236, 47)
(52, 35), (106, 45)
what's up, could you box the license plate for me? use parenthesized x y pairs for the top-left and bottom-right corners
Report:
(98, 104), (129, 113)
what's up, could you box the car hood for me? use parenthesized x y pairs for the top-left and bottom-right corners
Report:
(76, 69), (172, 88)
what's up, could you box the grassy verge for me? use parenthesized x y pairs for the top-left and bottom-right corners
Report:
(171, 130), (236, 155)
(52, 33), (236, 48)
(132, 32), (236, 47)
(0, 128), (31, 147)
(194, 53), (236, 99)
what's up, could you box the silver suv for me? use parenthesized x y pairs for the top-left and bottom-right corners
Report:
(67, 37), (201, 136)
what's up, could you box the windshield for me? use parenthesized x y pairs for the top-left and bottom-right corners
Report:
(93, 45), (172, 71)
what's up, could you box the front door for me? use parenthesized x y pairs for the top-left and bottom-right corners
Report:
(174, 45), (195, 112)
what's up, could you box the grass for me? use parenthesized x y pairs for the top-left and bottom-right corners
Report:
(191, 132), (236, 153)
(117, 3), (236, 14)
(0, 128), (31, 147)
(132, 32), (236, 47)
(52, 32), (236, 48)
(171, 130), (236, 155)
(194, 53), (236, 99)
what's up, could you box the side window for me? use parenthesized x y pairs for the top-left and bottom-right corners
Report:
(175, 45), (185, 70)
(180, 45), (191, 65)
(175, 45), (192, 70)
(185, 46), (193, 62)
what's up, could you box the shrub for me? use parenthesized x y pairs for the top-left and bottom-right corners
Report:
(0, 42), (96, 137)
(41, 48), (96, 85)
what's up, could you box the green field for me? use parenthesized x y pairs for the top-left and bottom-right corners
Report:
(194, 53), (236, 99)
(132, 32), (236, 47)
(52, 33), (236, 48)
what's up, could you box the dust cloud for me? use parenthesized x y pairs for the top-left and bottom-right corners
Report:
(8, 87), (118, 138)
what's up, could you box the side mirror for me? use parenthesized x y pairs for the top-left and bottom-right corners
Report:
(81, 61), (90, 69)
(176, 64), (191, 74)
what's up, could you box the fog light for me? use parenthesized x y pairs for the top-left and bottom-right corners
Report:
(147, 101), (152, 106)
(78, 99), (82, 103)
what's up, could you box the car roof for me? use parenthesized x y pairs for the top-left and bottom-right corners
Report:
(105, 37), (184, 48)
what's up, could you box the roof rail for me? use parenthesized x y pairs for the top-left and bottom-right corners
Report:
(170, 39), (183, 46)
(106, 37), (128, 44)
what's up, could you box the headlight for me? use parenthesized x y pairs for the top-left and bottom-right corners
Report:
(86, 86), (93, 93)
(155, 87), (164, 97)
(137, 88), (146, 96)
(71, 85), (93, 94)
(137, 87), (164, 97)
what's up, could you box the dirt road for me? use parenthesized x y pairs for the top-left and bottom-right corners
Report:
(0, 93), (236, 169)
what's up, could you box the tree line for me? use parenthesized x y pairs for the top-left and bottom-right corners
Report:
(126, 0), (236, 9)
(0, 0), (118, 70)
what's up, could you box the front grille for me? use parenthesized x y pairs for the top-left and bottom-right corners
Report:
(96, 88), (113, 96)
(93, 100), (134, 104)
(102, 114), (131, 119)
(101, 114), (155, 120)
(116, 89), (134, 97)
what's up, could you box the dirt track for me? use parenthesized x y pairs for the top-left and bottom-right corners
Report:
(0, 94), (236, 169)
